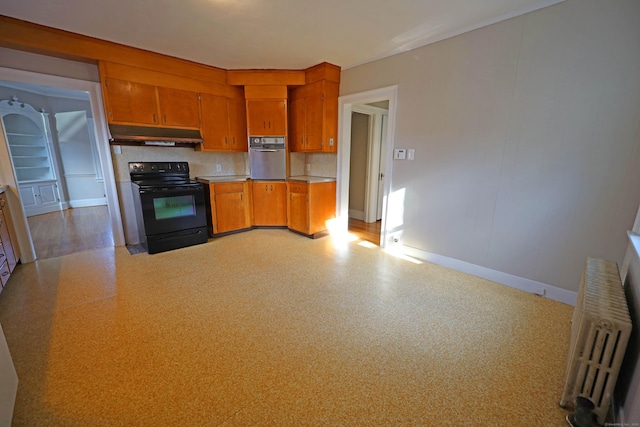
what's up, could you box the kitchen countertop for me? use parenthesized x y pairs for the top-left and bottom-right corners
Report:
(287, 176), (336, 184)
(196, 175), (250, 183)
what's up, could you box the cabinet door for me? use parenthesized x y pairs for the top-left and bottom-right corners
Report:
(214, 192), (249, 233)
(287, 183), (309, 233)
(289, 98), (305, 152)
(200, 93), (230, 151)
(252, 181), (287, 226)
(227, 98), (248, 151)
(304, 95), (324, 151)
(0, 210), (16, 271)
(156, 87), (201, 128)
(322, 81), (339, 153)
(18, 185), (37, 208)
(246, 100), (286, 136)
(104, 78), (159, 125)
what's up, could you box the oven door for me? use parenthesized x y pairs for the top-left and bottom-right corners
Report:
(138, 185), (207, 236)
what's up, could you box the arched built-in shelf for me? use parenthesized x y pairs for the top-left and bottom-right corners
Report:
(0, 97), (61, 216)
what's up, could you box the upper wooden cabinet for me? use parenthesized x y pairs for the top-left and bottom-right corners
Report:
(246, 99), (287, 136)
(289, 80), (339, 153)
(102, 77), (201, 129)
(156, 87), (201, 128)
(199, 94), (247, 152)
(103, 78), (159, 125)
(244, 86), (288, 137)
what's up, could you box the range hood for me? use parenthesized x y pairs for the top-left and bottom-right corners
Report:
(108, 124), (203, 146)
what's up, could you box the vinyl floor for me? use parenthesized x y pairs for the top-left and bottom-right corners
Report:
(0, 229), (574, 426)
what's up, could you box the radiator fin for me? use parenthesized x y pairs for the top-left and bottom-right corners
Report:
(560, 258), (632, 424)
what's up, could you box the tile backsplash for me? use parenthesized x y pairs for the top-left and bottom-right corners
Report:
(111, 146), (337, 182)
(111, 146), (249, 181)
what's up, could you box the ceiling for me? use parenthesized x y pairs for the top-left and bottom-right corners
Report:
(0, 0), (563, 71)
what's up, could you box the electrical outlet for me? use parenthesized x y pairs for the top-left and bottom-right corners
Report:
(216, 164), (222, 172)
(408, 149), (415, 160)
(533, 287), (546, 297)
(306, 164), (311, 172)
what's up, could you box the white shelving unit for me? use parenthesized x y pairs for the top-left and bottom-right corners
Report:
(0, 97), (61, 216)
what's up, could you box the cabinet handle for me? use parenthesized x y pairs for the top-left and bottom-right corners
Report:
(164, 114), (167, 123)
(264, 185), (268, 191)
(225, 137), (228, 145)
(263, 121), (266, 129)
(153, 113), (157, 123)
(270, 185), (273, 191)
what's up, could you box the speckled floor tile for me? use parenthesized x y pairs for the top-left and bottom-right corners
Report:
(0, 229), (573, 426)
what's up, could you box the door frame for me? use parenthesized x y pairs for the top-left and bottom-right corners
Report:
(337, 85), (398, 247)
(351, 104), (389, 223)
(0, 66), (125, 262)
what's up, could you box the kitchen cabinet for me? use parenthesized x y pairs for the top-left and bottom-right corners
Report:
(289, 80), (338, 153)
(102, 77), (201, 129)
(287, 180), (336, 237)
(206, 181), (251, 235)
(199, 94), (247, 152)
(18, 181), (61, 217)
(0, 192), (18, 291)
(156, 87), (201, 128)
(246, 99), (287, 136)
(252, 181), (287, 226)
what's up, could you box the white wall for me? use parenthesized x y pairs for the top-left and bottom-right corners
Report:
(0, 47), (99, 82)
(340, 0), (640, 293)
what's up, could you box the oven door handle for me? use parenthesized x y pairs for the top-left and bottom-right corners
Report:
(254, 149), (278, 152)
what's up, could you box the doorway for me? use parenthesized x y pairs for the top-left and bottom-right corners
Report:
(0, 67), (124, 262)
(347, 104), (388, 245)
(337, 86), (398, 247)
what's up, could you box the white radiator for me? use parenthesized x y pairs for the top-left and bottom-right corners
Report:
(560, 258), (632, 424)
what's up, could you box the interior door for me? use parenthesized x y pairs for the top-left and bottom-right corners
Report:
(376, 114), (388, 221)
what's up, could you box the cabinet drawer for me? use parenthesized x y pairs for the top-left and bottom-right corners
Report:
(213, 182), (245, 193)
(0, 260), (9, 287)
(288, 183), (308, 194)
(0, 241), (6, 266)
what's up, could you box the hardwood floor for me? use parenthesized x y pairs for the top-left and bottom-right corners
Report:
(27, 206), (113, 260)
(348, 217), (381, 245)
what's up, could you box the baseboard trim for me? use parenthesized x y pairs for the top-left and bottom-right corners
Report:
(393, 244), (578, 306)
(68, 198), (107, 208)
(348, 209), (364, 221)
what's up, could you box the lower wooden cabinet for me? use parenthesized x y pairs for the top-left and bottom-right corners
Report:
(206, 181), (252, 235)
(252, 181), (287, 226)
(287, 181), (336, 237)
(201, 179), (335, 239)
(0, 192), (18, 292)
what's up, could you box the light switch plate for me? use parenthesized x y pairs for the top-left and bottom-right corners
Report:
(394, 149), (407, 160)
